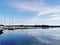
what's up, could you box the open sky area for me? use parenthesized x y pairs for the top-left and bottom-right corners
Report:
(0, 0), (60, 25)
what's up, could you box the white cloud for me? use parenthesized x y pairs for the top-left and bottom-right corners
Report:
(3, 0), (60, 25)
(28, 6), (60, 25)
(7, 0), (44, 11)
(46, 17), (60, 21)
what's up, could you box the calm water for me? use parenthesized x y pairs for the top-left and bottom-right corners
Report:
(0, 28), (60, 45)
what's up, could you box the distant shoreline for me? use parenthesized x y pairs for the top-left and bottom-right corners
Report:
(1, 25), (60, 27)
(7, 25), (60, 27)
(0, 25), (60, 30)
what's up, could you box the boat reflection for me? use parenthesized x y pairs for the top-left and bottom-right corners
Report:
(0, 30), (3, 35)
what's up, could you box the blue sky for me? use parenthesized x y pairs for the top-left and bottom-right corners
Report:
(0, 0), (60, 25)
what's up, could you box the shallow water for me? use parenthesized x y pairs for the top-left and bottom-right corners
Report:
(0, 28), (60, 45)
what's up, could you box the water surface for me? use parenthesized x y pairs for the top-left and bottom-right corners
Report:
(0, 28), (60, 45)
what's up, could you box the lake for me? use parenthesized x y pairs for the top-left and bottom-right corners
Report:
(0, 28), (60, 45)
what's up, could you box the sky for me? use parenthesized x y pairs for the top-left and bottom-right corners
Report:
(0, 0), (60, 25)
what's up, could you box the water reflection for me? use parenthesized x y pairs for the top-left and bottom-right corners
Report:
(40, 27), (59, 29)
(0, 28), (60, 45)
(0, 30), (3, 35)
(41, 27), (50, 29)
(0, 30), (42, 45)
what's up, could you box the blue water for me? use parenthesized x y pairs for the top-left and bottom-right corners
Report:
(0, 28), (60, 45)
